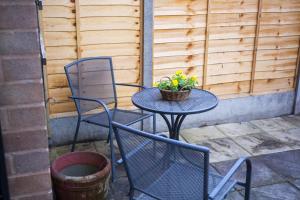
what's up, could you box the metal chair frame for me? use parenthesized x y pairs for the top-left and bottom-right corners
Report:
(112, 122), (252, 200)
(64, 57), (156, 181)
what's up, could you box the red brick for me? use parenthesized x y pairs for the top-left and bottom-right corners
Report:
(0, 106), (46, 131)
(0, 31), (39, 55)
(0, 5), (37, 29)
(3, 129), (48, 153)
(1, 57), (42, 81)
(8, 173), (52, 197)
(13, 151), (50, 174)
(0, 82), (44, 106)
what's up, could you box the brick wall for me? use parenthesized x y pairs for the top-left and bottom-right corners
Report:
(0, 1), (52, 199)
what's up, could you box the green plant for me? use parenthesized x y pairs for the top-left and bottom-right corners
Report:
(154, 70), (198, 92)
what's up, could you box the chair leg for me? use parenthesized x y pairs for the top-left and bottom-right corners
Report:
(109, 126), (116, 182)
(71, 118), (81, 152)
(153, 113), (156, 134)
(244, 159), (252, 200)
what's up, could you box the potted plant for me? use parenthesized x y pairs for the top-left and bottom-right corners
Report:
(154, 70), (198, 101)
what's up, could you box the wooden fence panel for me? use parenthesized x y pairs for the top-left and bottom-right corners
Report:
(153, 0), (300, 98)
(42, 0), (142, 116)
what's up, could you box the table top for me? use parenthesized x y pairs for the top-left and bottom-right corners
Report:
(132, 88), (218, 115)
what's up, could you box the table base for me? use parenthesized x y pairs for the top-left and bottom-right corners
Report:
(160, 114), (186, 140)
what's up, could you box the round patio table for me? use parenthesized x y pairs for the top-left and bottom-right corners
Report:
(132, 88), (218, 140)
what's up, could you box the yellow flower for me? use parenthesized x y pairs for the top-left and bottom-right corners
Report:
(172, 79), (178, 87)
(153, 82), (159, 87)
(191, 75), (198, 82)
(180, 74), (187, 80)
(175, 70), (183, 75)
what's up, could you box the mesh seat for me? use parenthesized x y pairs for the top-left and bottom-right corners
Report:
(82, 109), (150, 127)
(64, 57), (156, 181)
(138, 163), (236, 200)
(112, 122), (252, 200)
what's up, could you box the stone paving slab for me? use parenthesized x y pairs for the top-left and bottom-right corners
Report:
(249, 117), (297, 132)
(261, 150), (300, 180)
(181, 126), (226, 143)
(282, 115), (300, 128)
(251, 182), (300, 200)
(216, 122), (261, 137)
(232, 132), (293, 156)
(268, 128), (300, 150)
(212, 156), (286, 188)
(197, 137), (250, 162)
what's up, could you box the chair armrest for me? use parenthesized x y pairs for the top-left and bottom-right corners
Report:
(70, 96), (111, 119)
(115, 83), (147, 89)
(209, 157), (252, 199)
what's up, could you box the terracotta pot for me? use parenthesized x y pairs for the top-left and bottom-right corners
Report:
(160, 89), (191, 101)
(51, 151), (111, 200)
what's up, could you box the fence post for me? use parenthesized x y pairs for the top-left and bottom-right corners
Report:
(141, 0), (153, 88)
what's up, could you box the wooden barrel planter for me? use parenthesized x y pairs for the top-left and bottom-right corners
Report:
(51, 152), (111, 200)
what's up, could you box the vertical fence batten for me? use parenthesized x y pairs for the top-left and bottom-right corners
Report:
(202, 0), (211, 90)
(293, 38), (300, 114)
(75, 0), (81, 59)
(250, 0), (263, 94)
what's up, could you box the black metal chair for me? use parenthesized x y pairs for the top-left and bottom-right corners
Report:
(64, 57), (156, 181)
(112, 121), (252, 200)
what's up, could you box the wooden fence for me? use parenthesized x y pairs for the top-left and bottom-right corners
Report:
(41, 0), (300, 117)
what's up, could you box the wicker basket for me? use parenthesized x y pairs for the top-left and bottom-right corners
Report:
(160, 89), (191, 101)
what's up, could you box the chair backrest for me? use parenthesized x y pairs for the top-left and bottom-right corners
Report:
(112, 122), (210, 200)
(64, 57), (117, 114)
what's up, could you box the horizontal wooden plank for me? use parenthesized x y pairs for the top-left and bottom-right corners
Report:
(49, 96), (133, 114)
(208, 51), (253, 65)
(255, 69), (295, 80)
(256, 48), (298, 61)
(262, 0), (300, 12)
(207, 62), (252, 76)
(80, 17), (140, 31)
(207, 73), (251, 84)
(47, 70), (140, 88)
(48, 86), (139, 102)
(154, 0), (207, 16)
(44, 0), (74, 6)
(210, 0), (258, 13)
(210, 13), (256, 27)
(154, 28), (206, 43)
(209, 38), (254, 53)
(80, 6), (140, 17)
(261, 12), (300, 25)
(210, 26), (256, 39)
(44, 32), (76, 46)
(253, 77), (294, 92)
(154, 54), (204, 69)
(258, 36), (300, 50)
(206, 81), (250, 95)
(79, 0), (140, 6)
(46, 46), (77, 60)
(154, 15), (206, 30)
(46, 56), (140, 74)
(153, 67), (203, 85)
(42, 18), (76, 32)
(259, 24), (300, 37)
(154, 41), (205, 58)
(81, 43), (140, 57)
(43, 6), (75, 18)
(80, 30), (140, 45)
(255, 59), (297, 72)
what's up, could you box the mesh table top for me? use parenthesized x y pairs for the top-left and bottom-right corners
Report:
(132, 88), (218, 115)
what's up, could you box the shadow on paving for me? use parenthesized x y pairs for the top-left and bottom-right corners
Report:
(109, 149), (300, 200)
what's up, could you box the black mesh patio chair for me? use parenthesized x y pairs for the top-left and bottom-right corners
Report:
(112, 122), (252, 200)
(64, 57), (156, 181)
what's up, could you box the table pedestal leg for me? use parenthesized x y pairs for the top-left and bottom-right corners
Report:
(160, 114), (187, 140)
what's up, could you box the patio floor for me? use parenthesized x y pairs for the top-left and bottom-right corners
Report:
(50, 115), (300, 199)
